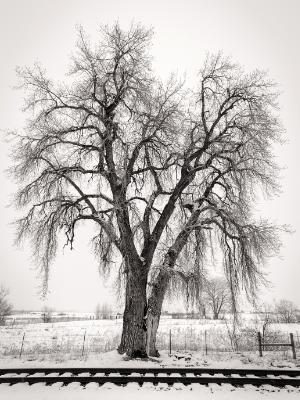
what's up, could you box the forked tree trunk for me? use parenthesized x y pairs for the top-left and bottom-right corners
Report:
(146, 272), (169, 357)
(118, 263), (148, 358)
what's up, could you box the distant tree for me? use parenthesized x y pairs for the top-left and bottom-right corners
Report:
(41, 306), (54, 323)
(0, 286), (13, 325)
(275, 299), (297, 323)
(10, 23), (284, 357)
(203, 277), (231, 319)
(95, 303), (112, 319)
(95, 303), (101, 320)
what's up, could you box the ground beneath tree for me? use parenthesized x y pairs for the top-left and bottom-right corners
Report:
(0, 349), (299, 369)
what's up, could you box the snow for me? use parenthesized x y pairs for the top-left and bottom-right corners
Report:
(0, 381), (299, 400)
(0, 347), (299, 397)
(1, 317), (300, 397)
(0, 348), (299, 370)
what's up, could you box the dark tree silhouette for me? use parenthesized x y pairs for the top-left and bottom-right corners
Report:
(10, 23), (283, 357)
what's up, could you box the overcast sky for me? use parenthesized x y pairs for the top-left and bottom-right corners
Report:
(0, 0), (299, 311)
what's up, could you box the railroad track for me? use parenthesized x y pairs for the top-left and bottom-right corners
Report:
(0, 367), (300, 388)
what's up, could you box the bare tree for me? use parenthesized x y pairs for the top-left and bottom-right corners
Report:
(275, 299), (297, 323)
(10, 23), (284, 357)
(0, 286), (13, 325)
(203, 277), (230, 319)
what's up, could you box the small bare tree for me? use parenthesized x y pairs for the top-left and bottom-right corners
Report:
(0, 286), (13, 325)
(95, 302), (112, 319)
(41, 306), (54, 323)
(261, 304), (275, 339)
(275, 299), (297, 323)
(256, 302), (275, 339)
(203, 277), (230, 319)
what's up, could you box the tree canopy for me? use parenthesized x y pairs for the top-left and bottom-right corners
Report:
(10, 23), (284, 356)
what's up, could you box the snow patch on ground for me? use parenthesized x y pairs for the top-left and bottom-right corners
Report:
(0, 381), (299, 400)
(0, 349), (299, 369)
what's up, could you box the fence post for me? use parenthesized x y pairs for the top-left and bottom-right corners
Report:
(290, 333), (296, 360)
(169, 329), (172, 355)
(257, 331), (263, 357)
(81, 330), (86, 356)
(204, 330), (208, 355)
(19, 332), (25, 358)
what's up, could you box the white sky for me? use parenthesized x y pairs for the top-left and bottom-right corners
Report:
(0, 0), (299, 311)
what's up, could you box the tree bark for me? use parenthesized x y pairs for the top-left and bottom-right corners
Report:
(146, 271), (169, 357)
(118, 260), (148, 358)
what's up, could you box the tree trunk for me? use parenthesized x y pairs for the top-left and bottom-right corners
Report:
(146, 271), (169, 357)
(118, 263), (148, 358)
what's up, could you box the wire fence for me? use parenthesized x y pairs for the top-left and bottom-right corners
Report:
(4, 315), (122, 326)
(1, 320), (300, 358)
(1, 332), (120, 358)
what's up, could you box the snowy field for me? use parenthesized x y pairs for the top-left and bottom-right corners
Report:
(1, 316), (300, 361)
(0, 316), (300, 367)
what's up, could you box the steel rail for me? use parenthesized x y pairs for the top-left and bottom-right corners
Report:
(0, 367), (300, 377)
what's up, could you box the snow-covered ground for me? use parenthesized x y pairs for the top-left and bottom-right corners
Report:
(1, 381), (299, 400)
(0, 348), (299, 369)
(0, 350), (300, 400)
(0, 350), (300, 399)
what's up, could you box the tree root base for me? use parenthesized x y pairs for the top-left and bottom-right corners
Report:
(148, 349), (160, 357)
(117, 346), (148, 359)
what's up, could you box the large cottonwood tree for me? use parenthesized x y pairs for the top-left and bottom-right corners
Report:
(10, 23), (282, 357)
